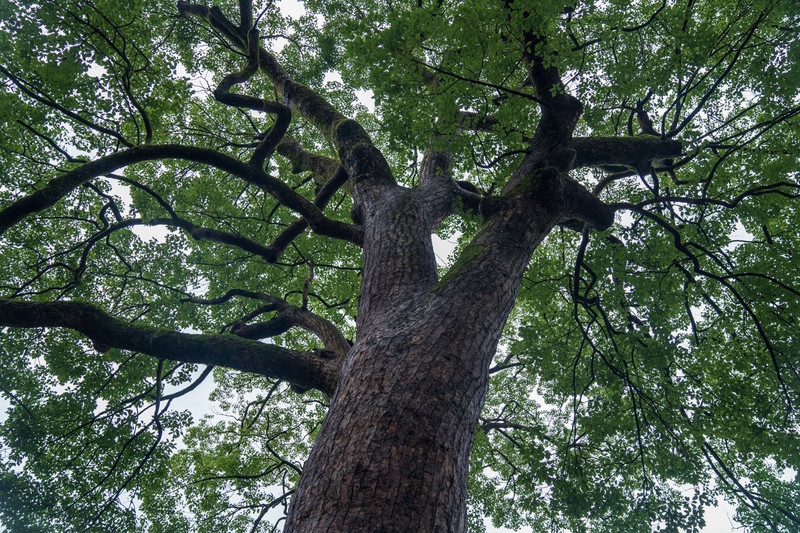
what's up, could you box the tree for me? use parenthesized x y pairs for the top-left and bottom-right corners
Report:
(0, 0), (798, 530)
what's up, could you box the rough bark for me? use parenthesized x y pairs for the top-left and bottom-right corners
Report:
(282, 157), (606, 531)
(111, 7), (621, 531)
(570, 136), (682, 172)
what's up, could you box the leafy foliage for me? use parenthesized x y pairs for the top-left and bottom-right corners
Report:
(1, 0), (799, 531)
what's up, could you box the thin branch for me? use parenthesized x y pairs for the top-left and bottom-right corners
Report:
(0, 64), (134, 147)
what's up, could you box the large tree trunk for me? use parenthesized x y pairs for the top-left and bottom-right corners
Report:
(284, 173), (566, 532)
(284, 318), (492, 532)
(169, 7), (617, 530)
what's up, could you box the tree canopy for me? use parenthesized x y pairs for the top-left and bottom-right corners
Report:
(0, 0), (799, 531)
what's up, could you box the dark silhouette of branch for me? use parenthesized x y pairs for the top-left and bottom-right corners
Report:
(0, 143), (363, 246)
(184, 288), (351, 357)
(0, 298), (341, 395)
(212, 25), (291, 170)
(0, 64), (135, 147)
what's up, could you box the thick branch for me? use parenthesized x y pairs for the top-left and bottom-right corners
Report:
(0, 144), (249, 236)
(276, 135), (339, 182)
(0, 298), (340, 395)
(420, 149), (452, 188)
(0, 144), (362, 246)
(570, 136), (682, 172)
(234, 308), (351, 358)
(185, 289), (351, 356)
(418, 148), (509, 223)
(455, 109), (682, 174)
(501, 31), (583, 194)
(519, 31), (583, 147)
(560, 174), (616, 231)
(439, 166), (612, 321)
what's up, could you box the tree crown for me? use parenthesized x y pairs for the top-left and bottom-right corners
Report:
(0, 0), (799, 531)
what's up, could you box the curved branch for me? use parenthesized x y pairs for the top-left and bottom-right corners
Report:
(0, 144), (249, 235)
(111, 166), (354, 262)
(276, 135), (339, 180)
(36, 206), (295, 269)
(0, 144), (362, 246)
(160, 364), (215, 402)
(212, 26), (292, 170)
(182, 288), (282, 305)
(247, 169), (363, 247)
(148, 217), (289, 261)
(176, 1), (395, 197)
(0, 298), (340, 395)
(185, 289), (351, 356)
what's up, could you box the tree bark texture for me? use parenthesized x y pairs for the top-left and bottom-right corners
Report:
(283, 164), (575, 532)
